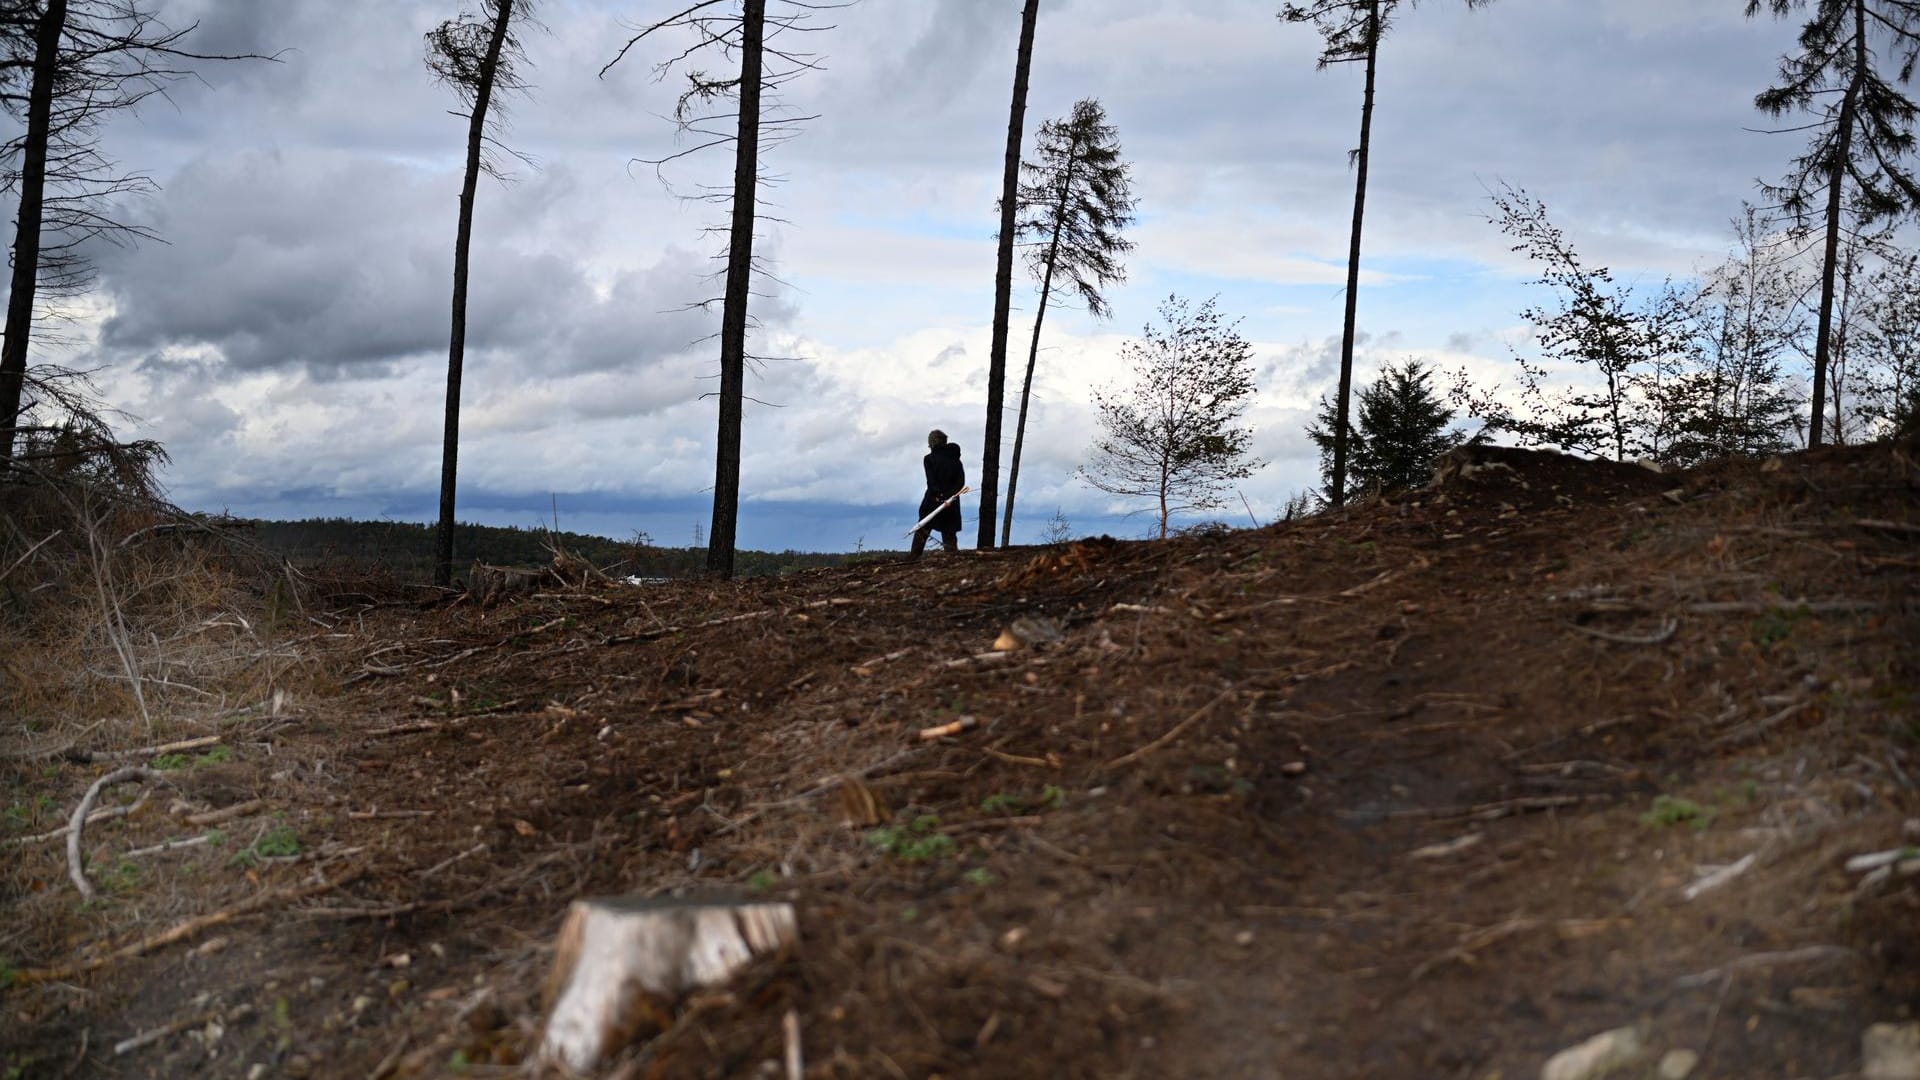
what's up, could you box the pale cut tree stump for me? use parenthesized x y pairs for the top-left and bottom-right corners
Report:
(537, 896), (799, 1073)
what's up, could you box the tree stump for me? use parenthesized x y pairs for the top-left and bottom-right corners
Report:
(537, 897), (798, 1072)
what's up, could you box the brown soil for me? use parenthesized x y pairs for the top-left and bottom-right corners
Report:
(4, 442), (1918, 1079)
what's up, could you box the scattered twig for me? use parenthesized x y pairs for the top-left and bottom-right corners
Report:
(421, 843), (487, 878)
(918, 716), (979, 741)
(1686, 599), (1878, 616)
(1710, 700), (1812, 749)
(981, 747), (1058, 769)
(1569, 618), (1678, 646)
(1104, 688), (1235, 769)
(63, 735), (221, 765)
(69, 767), (166, 898)
(16, 865), (367, 984)
(1409, 833), (1483, 860)
(1853, 518), (1920, 536)
(851, 648), (912, 675)
(783, 1008), (803, 1080)
(0, 528), (60, 587)
(1682, 852), (1758, 901)
(183, 799), (267, 827)
(1674, 945), (1858, 989)
(1844, 848), (1920, 874)
(941, 651), (1013, 670)
(113, 1005), (253, 1057)
(346, 808), (435, 821)
(605, 609), (774, 644)
(123, 833), (217, 859)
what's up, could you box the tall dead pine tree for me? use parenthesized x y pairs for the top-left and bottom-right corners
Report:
(1747, 0), (1920, 446)
(0, 0), (66, 464)
(978, 0), (1041, 550)
(1280, 0), (1490, 505)
(602, 1), (831, 579)
(1000, 97), (1134, 546)
(427, 0), (530, 587)
(1, 0), (263, 464)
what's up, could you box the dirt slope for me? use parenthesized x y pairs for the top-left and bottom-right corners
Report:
(4, 442), (1918, 1079)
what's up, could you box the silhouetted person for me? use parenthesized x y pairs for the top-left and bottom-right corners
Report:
(910, 429), (965, 560)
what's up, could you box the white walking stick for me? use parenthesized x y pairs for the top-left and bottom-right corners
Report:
(905, 486), (971, 537)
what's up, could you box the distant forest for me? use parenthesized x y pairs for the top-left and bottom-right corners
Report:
(248, 519), (872, 582)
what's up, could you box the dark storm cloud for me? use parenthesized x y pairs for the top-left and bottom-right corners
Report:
(91, 148), (736, 383)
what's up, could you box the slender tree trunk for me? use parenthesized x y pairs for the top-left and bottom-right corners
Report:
(1328, 0), (1379, 507)
(0, 0), (68, 464)
(434, 0), (515, 587)
(706, 0), (765, 580)
(1000, 173), (1074, 548)
(1810, 0), (1865, 449)
(978, 0), (1040, 550)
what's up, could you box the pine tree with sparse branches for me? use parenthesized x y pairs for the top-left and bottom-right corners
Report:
(1000, 97), (1135, 546)
(1746, 0), (1920, 446)
(426, 0), (534, 587)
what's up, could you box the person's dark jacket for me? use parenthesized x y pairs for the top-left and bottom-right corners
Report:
(918, 442), (965, 533)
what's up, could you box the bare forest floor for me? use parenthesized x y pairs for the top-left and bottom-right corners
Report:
(3, 441), (1919, 1079)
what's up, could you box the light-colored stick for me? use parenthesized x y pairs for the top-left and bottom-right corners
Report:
(184, 799), (266, 827)
(69, 767), (165, 898)
(1104, 688), (1234, 769)
(1682, 852), (1758, 901)
(68, 735), (221, 765)
(123, 833), (217, 859)
(783, 1008), (804, 1080)
(918, 716), (979, 741)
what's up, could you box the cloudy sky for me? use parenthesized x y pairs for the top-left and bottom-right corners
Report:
(16, 0), (1808, 550)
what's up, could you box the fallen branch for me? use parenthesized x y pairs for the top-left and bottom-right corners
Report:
(16, 866), (367, 984)
(2, 789), (152, 847)
(64, 735), (222, 765)
(1104, 688), (1235, 769)
(1569, 618), (1678, 646)
(1682, 852), (1758, 901)
(1854, 518), (1920, 536)
(70, 767), (166, 898)
(123, 833), (217, 859)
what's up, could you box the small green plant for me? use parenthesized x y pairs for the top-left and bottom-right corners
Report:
(447, 1049), (471, 1074)
(964, 867), (995, 887)
(979, 793), (1021, 814)
(1641, 795), (1715, 831)
(101, 859), (141, 892)
(0, 959), (18, 989)
(1037, 785), (1067, 809)
(747, 870), (778, 892)
(272, 997), (293, 1029)
(230, 825), (301, 867)
(867, 815), (957, 862)
(1751, 605), (1810, 647)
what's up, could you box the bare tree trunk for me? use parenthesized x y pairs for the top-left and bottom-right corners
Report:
(1809, 0), (1865, 449)
(978, 0), (1040, 550)
(705, 0), (765, 580)
(1328, 0), (1378, 507)
(0, 0), (68, 464)
(1000, 174), (1073, 548)
(434, 0), (515, 587)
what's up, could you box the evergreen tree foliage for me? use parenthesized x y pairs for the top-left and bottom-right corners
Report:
(1308, 359), (1461, 498)
(1747, 0), (1920, 445)
(1079, 295), (1265, 539)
